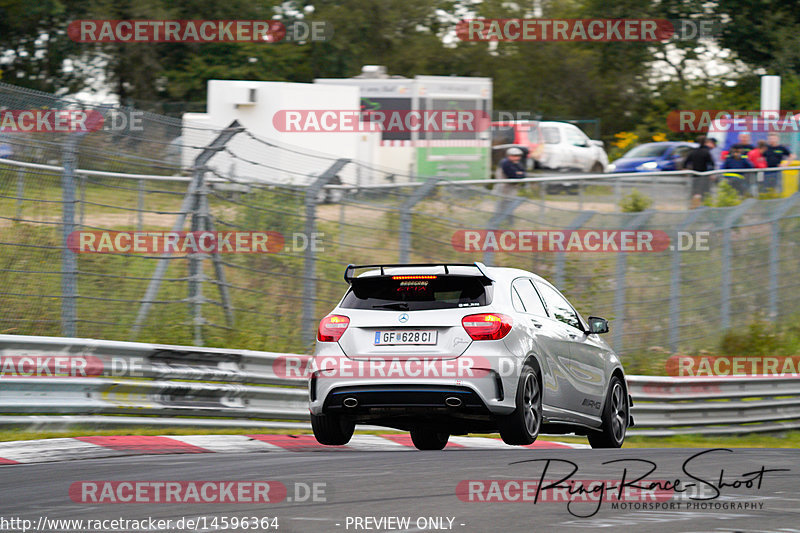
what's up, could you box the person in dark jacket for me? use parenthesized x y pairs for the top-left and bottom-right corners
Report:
(720, 147), (753, 195)
(500, 147), (526, 179)
(683, 135), (715, 198)
(495, 147), (526, 195)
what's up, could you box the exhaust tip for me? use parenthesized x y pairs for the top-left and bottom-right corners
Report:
(343, 397), (359, 408)
(445, 396), (463, 408)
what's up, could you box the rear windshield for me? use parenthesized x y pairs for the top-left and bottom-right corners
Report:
(341, 276), (492, 311)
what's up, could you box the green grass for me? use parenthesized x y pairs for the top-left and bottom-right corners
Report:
(571, 431), (800, 448)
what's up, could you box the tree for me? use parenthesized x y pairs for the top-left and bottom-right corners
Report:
(0, 0), (92, 93)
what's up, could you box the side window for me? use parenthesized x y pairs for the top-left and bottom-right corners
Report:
(535, 282), (581, 330)
(512, 278), (547, 317)
(566, 126), (588, 146)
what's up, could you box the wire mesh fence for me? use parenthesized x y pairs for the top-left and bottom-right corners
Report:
(1, 81), (799, 367)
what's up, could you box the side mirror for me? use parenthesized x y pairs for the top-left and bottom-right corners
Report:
(587, 316), (609, 334)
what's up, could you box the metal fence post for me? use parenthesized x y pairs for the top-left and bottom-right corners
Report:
(301, 159), (351, 347)
(612, 210), (653, 354)
(204, 198), (234, 330)
(768, 194), (800, 319)
(131, 120), (244, 340)
(188, 175), (208, 346)
(668, 207), (707, 353)
(482, 196), (525, 266)
(720, 199), (757, 330)
(554, 211), (595, 290)
(399, 178), (440, 263)
(61, 135), (80, 337)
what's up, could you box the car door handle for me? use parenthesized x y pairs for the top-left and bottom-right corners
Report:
(529, 319), (542, 328)
(567, 333), (578, 339)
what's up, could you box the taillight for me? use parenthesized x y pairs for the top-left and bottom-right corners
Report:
(317, 315), (350, 342)
(462, 313), (513, 341)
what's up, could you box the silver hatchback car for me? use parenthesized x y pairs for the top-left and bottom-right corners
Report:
(309, 263), (632, 450)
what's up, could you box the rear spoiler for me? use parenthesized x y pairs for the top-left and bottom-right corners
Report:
(344, 262), (493, 285)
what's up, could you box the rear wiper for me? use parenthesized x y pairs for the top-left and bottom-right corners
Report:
(372, 302), (409, 310)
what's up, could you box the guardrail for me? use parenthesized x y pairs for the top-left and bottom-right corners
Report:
(0, 335), (797, 437)
(626, 375), (800, 437)
(0, 335), (309, 429)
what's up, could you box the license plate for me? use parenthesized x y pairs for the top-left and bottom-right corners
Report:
(374, 330), (438, 346)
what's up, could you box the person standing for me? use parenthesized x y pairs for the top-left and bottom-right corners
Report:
(495, 147), (526, 195)
(764, 132), (791, 192)
(683, 135), (715, 199)
(707, 137), (723, 168)
(500, 147), (526, 179)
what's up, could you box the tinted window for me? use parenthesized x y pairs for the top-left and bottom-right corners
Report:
(341, 276), (491, 311)
(512, 278), (547, 317)
(624, 144), (670, 158)
(535, 282), (581, 330)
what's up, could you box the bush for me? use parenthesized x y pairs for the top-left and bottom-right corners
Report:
(704, 180), (742, 207)
(759, 188), (782, 200)
(619, 188), (653, 212)
(719, 321), (784, 358)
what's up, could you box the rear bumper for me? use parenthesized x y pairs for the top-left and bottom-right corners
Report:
(323, 384), (490, 414)
(309, 339), (522, 419)
(310, 374), (515, 416)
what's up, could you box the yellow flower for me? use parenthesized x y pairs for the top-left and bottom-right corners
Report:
(613, 132), (638, 149)
(652, 133), (667, 142)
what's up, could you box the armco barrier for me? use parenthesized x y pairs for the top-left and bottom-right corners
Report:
(626, 375), (800, 437)
(0, 334), (310, 428)
(1, 335), (798, 437)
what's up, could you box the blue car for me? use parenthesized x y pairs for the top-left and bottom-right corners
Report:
(607, 141), (694, 173)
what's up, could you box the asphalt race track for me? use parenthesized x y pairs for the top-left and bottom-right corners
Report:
(1, 447), (799, 533)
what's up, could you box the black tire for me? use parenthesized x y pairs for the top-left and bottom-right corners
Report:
(498, 365), (542, 445)
(410, 428), (449, 450)
(591, 162), (604, 174)
(588, 376), (629, 448)
(311, 412), (354, 446)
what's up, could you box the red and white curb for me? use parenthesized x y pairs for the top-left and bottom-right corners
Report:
(0, 435), (588, 464)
